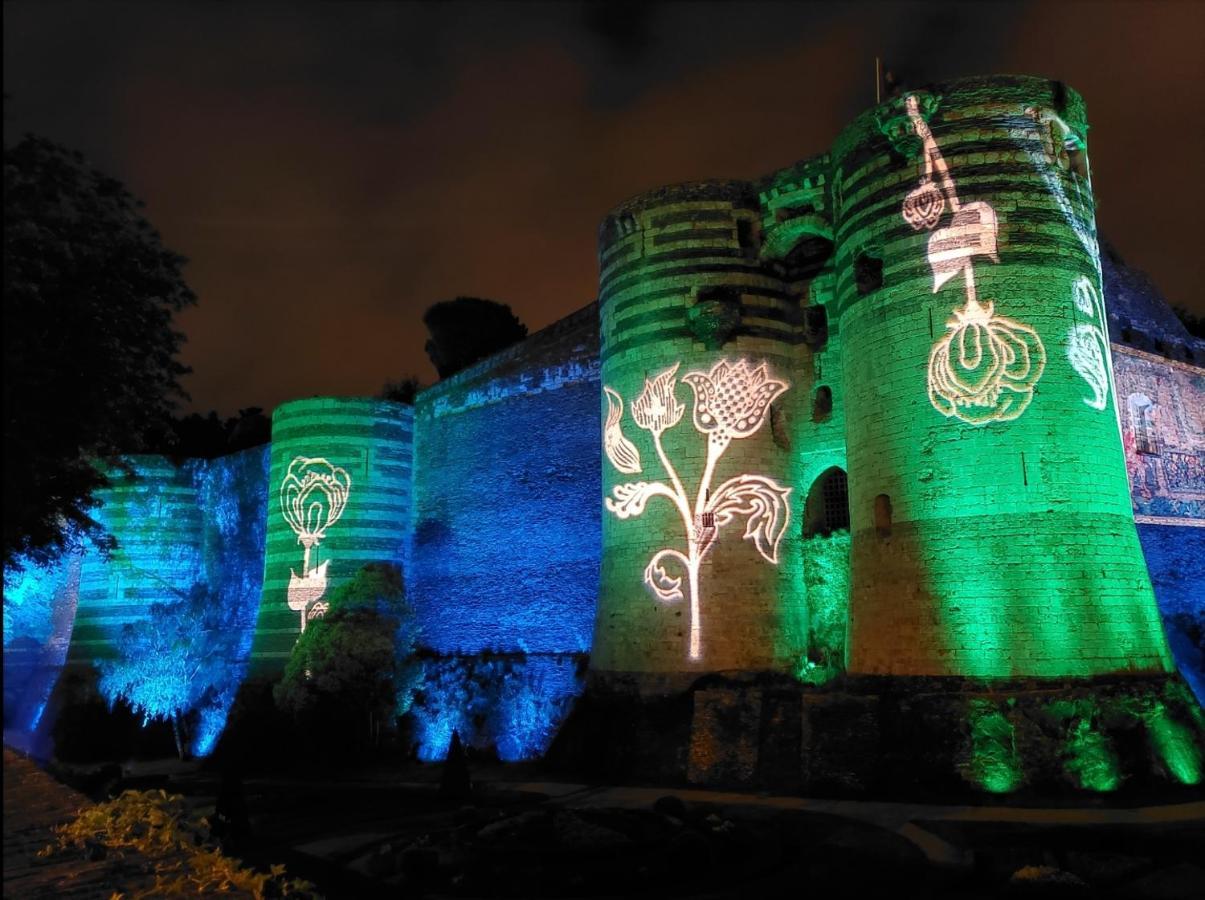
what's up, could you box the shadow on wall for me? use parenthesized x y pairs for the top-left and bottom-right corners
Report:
(1137, 524), (1205, 705)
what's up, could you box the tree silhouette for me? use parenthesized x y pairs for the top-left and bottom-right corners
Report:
(1173, 306), (1205, 339)
(4, 135), (195, 569)
(380, 375), (423, 405)
(422, 297), (527, 379)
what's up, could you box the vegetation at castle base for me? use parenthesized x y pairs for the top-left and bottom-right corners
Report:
(422, 296), (528, 379)
(3, 134), (196, 572)
(274, 562), (422, 749)
(797, 530), (850, 686)
(98, 583), (244, 760)
(410, 650), (587, 763)
(37, 788), (318, 898)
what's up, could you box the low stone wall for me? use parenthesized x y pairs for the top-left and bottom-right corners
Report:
(554, 673), (1204, 801)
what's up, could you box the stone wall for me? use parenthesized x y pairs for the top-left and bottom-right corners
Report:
(68, 457), (205, 666)
(408, 304), (600, 655)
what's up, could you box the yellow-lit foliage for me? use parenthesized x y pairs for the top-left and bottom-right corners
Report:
(38, 789), (318, 898)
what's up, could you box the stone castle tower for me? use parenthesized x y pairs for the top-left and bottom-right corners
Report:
(14, 73), (1198, 789)
(593, 73), (1173, 688)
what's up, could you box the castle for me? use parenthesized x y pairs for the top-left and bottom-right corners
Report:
(6, 75), (1204, 792)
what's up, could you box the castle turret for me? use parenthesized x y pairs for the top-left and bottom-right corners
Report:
(592, 181), (810, 689)
(251, 397), (413, 673)
(832, 75), (1173, 677)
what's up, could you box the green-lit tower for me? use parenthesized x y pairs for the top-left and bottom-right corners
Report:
(832, 75), (1173, 678)
(250, 397), (413, 673)
(592, 181), (813, 689)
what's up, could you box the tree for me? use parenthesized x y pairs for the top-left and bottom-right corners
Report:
(150, 406), (272, 459)
(274, 562), (421, 747)
(223, 407), (271, 454)
(98, 583), (242, 759)
(4, 135), (196, 570)
(422, 297), (527, 379)
(380, 375), (423, 405)
(1173, 306), (1205, 339)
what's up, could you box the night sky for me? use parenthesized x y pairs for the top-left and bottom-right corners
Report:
(5, 1), (1202, 415)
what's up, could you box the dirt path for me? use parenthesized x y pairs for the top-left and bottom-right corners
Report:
(3, 748), (162, 899)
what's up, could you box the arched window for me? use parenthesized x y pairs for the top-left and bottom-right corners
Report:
(803, 304), (829, 349)
(803, 466), (850, 537)
(1128, 393), (1159, 455)
(874, 494), (892, 537)
(812, 385), (833, 421)
(854, 252), (883, 295)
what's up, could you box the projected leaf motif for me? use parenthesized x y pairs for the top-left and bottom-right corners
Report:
(603, 387), (642, 474)
(602, 358), (792, 660)
(1066, 278), (1111, 412)
(1068, 325), (1109, 411)
(605, 481), (676, 519)
(901, 94), (1046, 425)
(710, 475), (792, 564)
(644, 550), (687, 604)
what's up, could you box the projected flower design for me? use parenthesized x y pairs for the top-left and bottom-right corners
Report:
(928, 301), (1045, 423)
(604, 359), (791, 661)
(684, 359), (787, 445)
(901, 94), (1047, 425)
(1066, 277), (1112, 412)
(279, 456), (352, 632)
(630, 363), (686, 435)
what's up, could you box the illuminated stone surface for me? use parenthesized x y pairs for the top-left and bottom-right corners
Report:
(833, 76), (1174, 677)
(594, 180), (816, 685)
(4, 74), (1202, 782)
(252, 398), (411, 672)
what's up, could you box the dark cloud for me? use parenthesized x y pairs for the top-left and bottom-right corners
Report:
(4, 0), (1201, 415)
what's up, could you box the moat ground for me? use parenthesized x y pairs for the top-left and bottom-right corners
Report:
(6, 746), (1204, 900)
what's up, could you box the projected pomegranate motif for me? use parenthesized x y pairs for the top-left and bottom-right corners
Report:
(603, 358), (792, 660)
(927, 300), (1045, 423)
(280, 456), (352, 633)
(902, 95), (1046, 425)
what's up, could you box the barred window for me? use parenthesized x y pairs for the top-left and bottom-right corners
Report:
(1128, 394), (1159, 456)
(803, 466), (850, 537)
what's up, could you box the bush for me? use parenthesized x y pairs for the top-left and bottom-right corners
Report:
(38, 789), (316, 897)
(274, 563), (421, 755)
(408, 652), (585, 762)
